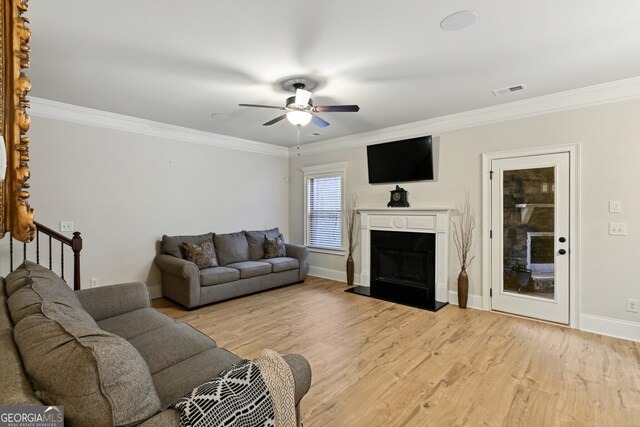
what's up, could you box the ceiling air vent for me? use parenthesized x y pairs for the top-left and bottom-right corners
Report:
(492, 84), (527, 96)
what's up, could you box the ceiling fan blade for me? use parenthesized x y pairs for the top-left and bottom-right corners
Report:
(313, 105), (360, 113)
(295, 88), (312, 106)
(311, 114), (330, 128)
(239, 103), (285, 110)
(263, 114), (287, 126)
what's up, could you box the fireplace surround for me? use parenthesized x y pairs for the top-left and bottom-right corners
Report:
(347, 207), (451, 311)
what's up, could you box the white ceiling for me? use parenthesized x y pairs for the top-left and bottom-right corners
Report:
(28, 1), (640, 147)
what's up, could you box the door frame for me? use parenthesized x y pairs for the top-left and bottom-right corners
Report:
(481, 144), (580, 328)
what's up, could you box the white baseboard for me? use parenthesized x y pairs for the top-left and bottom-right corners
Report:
(148, 284), (163, 299)
(579, 314), (640, 343)
(308, 266), (361, 285)
(448, 290), (483, 310)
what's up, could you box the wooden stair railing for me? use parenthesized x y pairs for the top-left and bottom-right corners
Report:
(10, 221), (83, 290)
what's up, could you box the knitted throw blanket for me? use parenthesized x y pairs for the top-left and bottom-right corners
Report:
(174, 349), (296, 427)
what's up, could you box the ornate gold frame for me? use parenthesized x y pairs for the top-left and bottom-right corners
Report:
(1, 0), (34, 242)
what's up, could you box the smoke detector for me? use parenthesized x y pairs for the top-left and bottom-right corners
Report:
(492, 84), (527, 96)
(440, 11), (479, 32)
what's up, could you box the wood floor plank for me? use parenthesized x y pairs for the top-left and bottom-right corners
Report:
(154, 276), (640, 426)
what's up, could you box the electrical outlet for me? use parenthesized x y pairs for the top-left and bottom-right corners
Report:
(609, 200), (622, 213)
(60, 221), (74, 232)
(608, 223), (627, 236)
(90, 278), (99, 288)
(627, 298), (639, 313)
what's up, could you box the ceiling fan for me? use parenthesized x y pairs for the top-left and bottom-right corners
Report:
(238, 83), (359, 128)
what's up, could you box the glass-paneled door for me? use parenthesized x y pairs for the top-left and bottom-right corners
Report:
(490, 153), (570, 324)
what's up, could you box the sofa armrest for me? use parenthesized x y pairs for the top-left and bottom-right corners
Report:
(282, 353), (312, 406)
(155, 254), (202, 308)
(76, 281), (151, 322)
(155, 254), (199, 280)
(285, 243), (309, 281)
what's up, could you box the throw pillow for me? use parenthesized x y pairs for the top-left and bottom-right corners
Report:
(264, 234), (286, 259)
(182, 240), (218, 269)
(246, 228), (280, 260)
(162, 233), (214, 258)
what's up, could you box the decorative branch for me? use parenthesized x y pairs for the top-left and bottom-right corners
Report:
(343, 196), (359, 257)
(452, 190), (476, 271)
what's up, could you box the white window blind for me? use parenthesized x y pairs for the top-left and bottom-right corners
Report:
(307, 175), (342, 249)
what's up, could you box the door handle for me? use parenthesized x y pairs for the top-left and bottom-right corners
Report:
(558, 249), (567, 255)
(559, 237), (566, 243)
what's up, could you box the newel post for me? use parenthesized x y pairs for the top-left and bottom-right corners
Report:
(71, 232), (82, 290)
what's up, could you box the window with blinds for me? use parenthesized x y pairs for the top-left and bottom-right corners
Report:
(306, 174), (343, 249)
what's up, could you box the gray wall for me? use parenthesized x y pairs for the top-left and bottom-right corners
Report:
(289, 97), (640, 327)
(0, 116), (290, 296)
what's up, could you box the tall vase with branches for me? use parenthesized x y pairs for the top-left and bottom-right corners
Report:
(452, 191), (476, 308)
(344, 196), (360, 286)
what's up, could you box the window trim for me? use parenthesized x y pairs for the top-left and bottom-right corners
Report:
(301, 162), (348, 254)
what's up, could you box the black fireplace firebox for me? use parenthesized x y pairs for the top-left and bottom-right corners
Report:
(346, 230), (447, 312)
(371, 230), (435, 290)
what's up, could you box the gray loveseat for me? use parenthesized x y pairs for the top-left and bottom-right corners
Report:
(1, 261), (312, 426)
(155, 228), (309, 309)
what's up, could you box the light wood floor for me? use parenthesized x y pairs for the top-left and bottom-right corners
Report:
(154, 277), (640, 427)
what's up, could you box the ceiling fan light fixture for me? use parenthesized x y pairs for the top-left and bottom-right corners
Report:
(286, 110), (312, 126)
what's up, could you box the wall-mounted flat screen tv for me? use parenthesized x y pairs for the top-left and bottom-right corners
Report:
(367, 135), (434, 184)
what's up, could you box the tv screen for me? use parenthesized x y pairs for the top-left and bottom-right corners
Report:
(367, 135), (434, 184)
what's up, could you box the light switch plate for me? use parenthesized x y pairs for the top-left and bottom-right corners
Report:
(609, 200), (622, 213)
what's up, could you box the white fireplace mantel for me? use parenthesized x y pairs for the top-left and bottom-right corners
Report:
(357, 206), (452, 303)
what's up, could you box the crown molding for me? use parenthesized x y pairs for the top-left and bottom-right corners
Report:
(292, 76), (640, 156)
(29, 97), (289, 158)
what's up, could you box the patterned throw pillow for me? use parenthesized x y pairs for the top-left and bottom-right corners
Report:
(182, 240), (218, 269)
(264, 234), (286, 259)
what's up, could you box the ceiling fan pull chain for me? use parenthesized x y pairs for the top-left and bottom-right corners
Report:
(296, 125), (301, 156)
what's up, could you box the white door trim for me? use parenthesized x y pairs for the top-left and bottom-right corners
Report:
(481, 144), (580, 328)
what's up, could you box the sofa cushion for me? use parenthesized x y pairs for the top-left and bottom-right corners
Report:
(0, 328), (42, 405)
(246, 227), (280, 261)
(9, 286), (98, 326)
(152, 347), (241, 408)
(10, 261), (83, 308)
(261, 257), (300, 273)
(5, 269), (33, 296)
(129, 323), (216, 375)
(182, 239), (219, 269)
(225, 261), (272, 279)
(162, 233), (214, 258)
(8, 287), (54, 325)
(97, 307), (176, 340)
(7, 262), (96, 326)
(0, 279), (10, 330)
(14, 302), (161, 426)
(214, 231), (251, 266)
(200, 266), (240, 287)
(265, 233), (287, 259)
(0, 278), (41, 406)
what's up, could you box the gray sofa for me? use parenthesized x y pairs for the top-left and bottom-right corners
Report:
(1, 261), (311, 426)
(155, 228), (309, 309)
